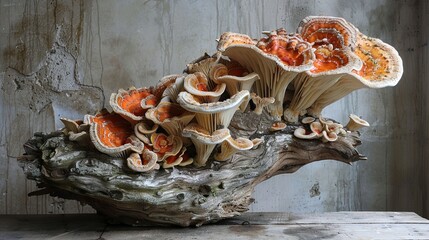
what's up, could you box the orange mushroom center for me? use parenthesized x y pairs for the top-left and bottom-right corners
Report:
(258, 36), (307, 66)
(311, 47), (348, 73)
(152, 134), (174, 154)
(93, 113), (133, 148)
(117, 89), (152, 116)
(302, 22), (351, 49)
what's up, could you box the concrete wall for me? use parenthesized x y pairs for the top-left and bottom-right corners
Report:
(0, 0), (426, 216)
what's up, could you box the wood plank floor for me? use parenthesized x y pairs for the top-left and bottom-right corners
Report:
(1, 212), (428, 239)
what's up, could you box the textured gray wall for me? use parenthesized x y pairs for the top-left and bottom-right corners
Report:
(0, 0), (426, 216)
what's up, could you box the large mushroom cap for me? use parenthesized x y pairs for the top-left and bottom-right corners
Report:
(298, 16), (358, 49)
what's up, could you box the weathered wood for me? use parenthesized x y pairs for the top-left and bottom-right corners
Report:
(1, 212), (428, 240)
(18, 110), (366, 227)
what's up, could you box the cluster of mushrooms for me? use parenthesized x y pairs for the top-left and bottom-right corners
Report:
(59, 16), (403, 172)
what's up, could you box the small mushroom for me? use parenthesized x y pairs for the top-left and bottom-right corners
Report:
(251, 93), (275, 115)
(294, 127), (319, 139)
(134, 121), (159, 145)
(270, 122), (287, 132)
(214, 136), (253, 161)
(140, 94), (158, 110)
(322, 130), (338, 142)
(182, 123), (231, 167)
(162, 147), (187, 168)
(162, 75), (186, 103)
(127, 150), (160, 173)
(345, 114), (370, 131)
(177, 90), (250, 133)
(310, 122), (323, 137)
(184, 72), (226, 103)
(60, 118), (82, 133)
(151, 133), (183, 162)
(301, 117), (315, 124)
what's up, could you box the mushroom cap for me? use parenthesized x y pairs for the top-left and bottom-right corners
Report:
(217, 32), (256, 52)
(134, 121), (159, 144)
(310, 121), (323, 136)
(294, 127), (319, 139)
(177, 90), (250, 114)
(140, 94), (158, 109)
(182, 123), (230, 144)
(251, 138), (264, 149)
(349, 33), (403, 88)
(270, 122), (287, 132)
(184, 72), (226, 100)
(127, 150), (159, 173)
(322, 130), (338, 142)
(87, 110), (145, 158)
(298, 16), (358, 49)
(154, 74), (184, 100)
(302, 117), (316, 124)
(162, 147), (187, 168)
(110, 87), (153, 123)
(151, 133), (183, 162)
(214, 136), (253, 161)
(60, 118), (82, 133)
(346, 114), (370, 131)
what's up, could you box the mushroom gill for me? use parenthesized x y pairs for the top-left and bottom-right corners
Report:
(217, 30), (314, 119)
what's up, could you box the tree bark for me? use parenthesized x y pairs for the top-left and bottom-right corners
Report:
(18, 111), (365, 227)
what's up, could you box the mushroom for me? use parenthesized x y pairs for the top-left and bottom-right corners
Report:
(210, 63), (260, 111)
(345, 114), (370, 131)
(60, 118), (82, 133)
(307, 32), (403, 117)
(150, 133), (183, 162)
(140, 94), (158, 110)
(86, 110), (145, 158)
(251, 138), (264, 149)
(177, 90), (250, 133)
(283, 44), (362, 122)
(270, 122), (287, 132)
(214, 136), (253, 161)
(110, 87), (154, 124)
(294, 127), (319, 139)
(127, 150), (160, 173)
(162, 147), (187, 168)
(184, 72), (226, 103)
(217, 31), (314, 118)
(186, 55), (219, 88)
(310, 121), (323, 137)
(182, 123), (231, 167)
(322, 130), (338, 142)
(250, 93), (275, 115)
(301, 117), (315, 124)
(153, 74), (184, 100)
(145, 102), (195, 143)
(178, 149), (194, 166)
(162, 75), (186, 103)
(134, 121), (159, 145)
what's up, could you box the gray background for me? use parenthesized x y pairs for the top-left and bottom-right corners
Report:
(0, 0), (427, 218)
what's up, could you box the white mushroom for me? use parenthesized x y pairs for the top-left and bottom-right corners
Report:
(345, 114), (370, 131)
(270, 122), (287, 132)
(301, 117), (315, 124)
(127, 150), (160, 173)
(134, 121), (158, 145)
(251, 93), (275, 115)
(322, 130), (338, 142)
(214, 136), (253, 161)
(294, 127), (319, 139)
(177, 90), (250, 133)
(184, 72), (226, 103)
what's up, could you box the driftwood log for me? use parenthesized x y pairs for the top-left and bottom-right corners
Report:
(19, 111), (365, 227)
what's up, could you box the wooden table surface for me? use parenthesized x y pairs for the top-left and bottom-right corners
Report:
(1, 212), (428, 239)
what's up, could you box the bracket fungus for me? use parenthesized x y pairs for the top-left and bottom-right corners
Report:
(307, 32), (403, 117)
(19, 15), (404, 227)
(217, 30), (314, 118)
